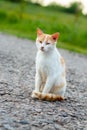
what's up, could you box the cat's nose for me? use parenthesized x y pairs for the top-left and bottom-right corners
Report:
(41, 46), (44, 51)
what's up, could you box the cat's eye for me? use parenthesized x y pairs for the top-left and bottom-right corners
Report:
(46, 42), (50, 45)
(39, 40), (42, 43)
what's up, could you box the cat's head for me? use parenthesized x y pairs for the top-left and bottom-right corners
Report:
(36, 28), (59, 52)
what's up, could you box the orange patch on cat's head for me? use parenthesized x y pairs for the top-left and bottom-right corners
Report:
(37, 34), (46, 43)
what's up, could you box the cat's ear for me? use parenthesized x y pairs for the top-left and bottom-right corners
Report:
(37, 28), (43, 37)
(52, 32), (60, 41)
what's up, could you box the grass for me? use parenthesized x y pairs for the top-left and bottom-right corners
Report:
(0, 0), (87, 55)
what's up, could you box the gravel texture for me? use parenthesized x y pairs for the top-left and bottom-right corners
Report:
(0, 33), (87, 130)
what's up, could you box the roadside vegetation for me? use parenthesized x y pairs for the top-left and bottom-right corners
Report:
(0, 0), (87, 54)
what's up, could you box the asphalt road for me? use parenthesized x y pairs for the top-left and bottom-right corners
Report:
(0, 33), (87, 130)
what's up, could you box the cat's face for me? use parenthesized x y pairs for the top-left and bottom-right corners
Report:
(36, 28), (59, 52)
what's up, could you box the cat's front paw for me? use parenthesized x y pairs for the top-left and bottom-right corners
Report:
(31, 90), (39, 99)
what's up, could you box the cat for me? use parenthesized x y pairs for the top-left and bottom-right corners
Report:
(32, 28), (67, 101)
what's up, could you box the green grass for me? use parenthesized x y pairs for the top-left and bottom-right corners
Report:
(0, 0), (87, 55)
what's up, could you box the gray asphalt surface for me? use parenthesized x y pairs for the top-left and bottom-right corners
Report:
(0, 33), (87, 130)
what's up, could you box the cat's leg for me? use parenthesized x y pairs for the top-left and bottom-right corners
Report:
(40, 82), (45, 92)
(32, 72), (42, 98)
(35, 73), (42, 92)
(42, 76), (54, 94)
(53, 83), (66, 98)
(52, 76), (66, 96)
(32, 76), (54, 99)
(42, 77), (66, 98)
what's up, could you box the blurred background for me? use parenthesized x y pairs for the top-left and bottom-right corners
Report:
(0, 0), (87, 54)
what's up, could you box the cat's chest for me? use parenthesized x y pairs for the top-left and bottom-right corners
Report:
(36, 55), (51, 80)
(36, 51), (60, 73)
(36, 54), (50, 71)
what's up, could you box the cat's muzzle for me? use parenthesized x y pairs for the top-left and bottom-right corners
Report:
(40, 47), (44, 51)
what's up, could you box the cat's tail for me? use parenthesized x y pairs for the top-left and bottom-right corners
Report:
(32, 91), (64, 101)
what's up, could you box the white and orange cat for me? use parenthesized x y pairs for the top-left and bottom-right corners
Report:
(32, 28), (66, 101)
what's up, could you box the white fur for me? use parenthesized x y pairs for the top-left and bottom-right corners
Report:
(33, 37), (66, 98)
